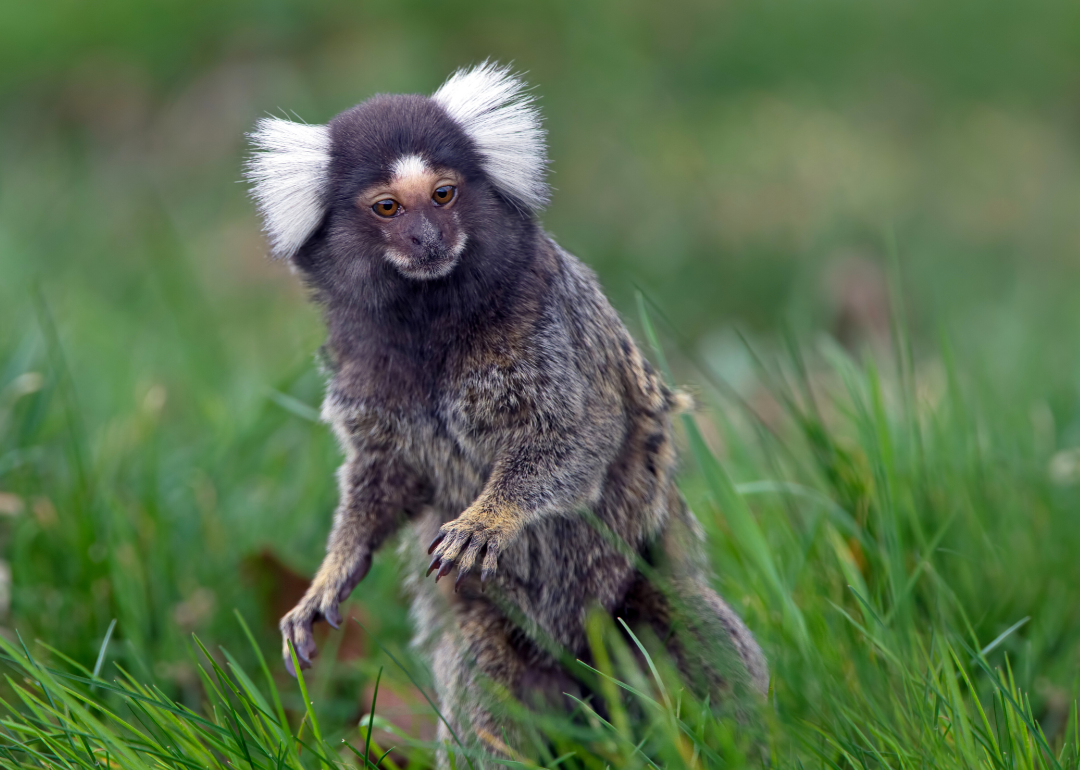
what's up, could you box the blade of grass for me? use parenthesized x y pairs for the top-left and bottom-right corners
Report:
(970, 617), (1031, 665)
(235, 609), (290, 733)
(286, 639), (327, 767)
(364, 666), (382, 767)
(90, 619), (117, 690)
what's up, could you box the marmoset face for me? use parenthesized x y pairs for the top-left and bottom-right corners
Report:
(358, 154), (468, 280)
(247, 63), (549, 287)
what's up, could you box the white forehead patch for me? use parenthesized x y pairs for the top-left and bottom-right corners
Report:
(391, 154), (430, 181)
(245, 117), (331, 259)
(431, 61), (549, 211)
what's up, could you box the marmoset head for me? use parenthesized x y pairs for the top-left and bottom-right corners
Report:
(245, 63), (548, 284)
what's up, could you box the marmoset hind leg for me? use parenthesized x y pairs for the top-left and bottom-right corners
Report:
(431, 599), (579, 770)
(618, 495), (769, 699)
(619, 573), (769, 699)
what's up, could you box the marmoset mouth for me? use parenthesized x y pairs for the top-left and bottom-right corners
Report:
(385, 232), (468, 280)
(385, 246), (459, 280)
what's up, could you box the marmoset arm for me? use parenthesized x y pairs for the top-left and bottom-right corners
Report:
(426, 344), (625, 586)
(280, 418), (427, 674)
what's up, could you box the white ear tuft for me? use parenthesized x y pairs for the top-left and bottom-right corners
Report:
(432, 62), (549, 211)
(245, 117), (332, 259)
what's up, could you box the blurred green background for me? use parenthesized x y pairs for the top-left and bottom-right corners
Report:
(2, 0), (1080, 755)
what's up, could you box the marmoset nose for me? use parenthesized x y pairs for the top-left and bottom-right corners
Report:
(404, 214), (442, 248)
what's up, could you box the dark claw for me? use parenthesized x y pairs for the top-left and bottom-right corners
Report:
(428, 533), (445, 554)
(285, 639), (311, 671)
(427, 555), (441, 576)
(324, 606), (341, 630)
(481, 569), (494, 588)
(436, 560), (454, 582)
(454, 569), (469, 593)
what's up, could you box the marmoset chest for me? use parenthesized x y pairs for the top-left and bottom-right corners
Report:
(325, 335), (580, 505)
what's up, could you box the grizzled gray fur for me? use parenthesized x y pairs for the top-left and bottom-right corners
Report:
(246, 62), (767, 766)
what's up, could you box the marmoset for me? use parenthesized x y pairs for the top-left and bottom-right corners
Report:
(246, 62), (767, 764)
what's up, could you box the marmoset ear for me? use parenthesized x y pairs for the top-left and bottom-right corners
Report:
(245, 117), (331, 259)
(431, 61), (549, 211)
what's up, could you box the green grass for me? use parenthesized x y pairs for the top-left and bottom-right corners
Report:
(1, 292), (1079, 768)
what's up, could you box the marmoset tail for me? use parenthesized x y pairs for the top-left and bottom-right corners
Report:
(246, 62), (767, 767)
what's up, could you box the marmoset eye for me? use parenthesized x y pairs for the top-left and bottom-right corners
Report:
(373, 199), (400, 217)
(432, 185), (456, 205)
